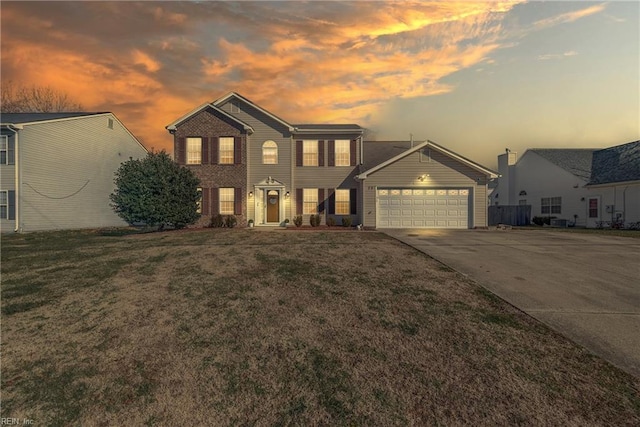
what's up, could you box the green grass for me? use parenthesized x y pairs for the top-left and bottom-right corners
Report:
(1, 228), (639, 425)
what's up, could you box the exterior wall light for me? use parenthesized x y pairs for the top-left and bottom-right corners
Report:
(249, 191), (253, 198)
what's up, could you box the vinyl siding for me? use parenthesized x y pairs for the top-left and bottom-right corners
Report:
(294, 135), (361, 224)
(218, 99), (294, 222)
(16, 114), (147, 231)
(499, 151), (592, 226)
(0, 131), (16, 231)
(361, 149), (489, 228)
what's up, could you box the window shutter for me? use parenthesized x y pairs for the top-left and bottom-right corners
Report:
(350, 188), (357, 215)
(350, 139), (357, 166)
(8, 190), (15, 220)
(234, 187), (242, 215)
(202, 187), (210, 216)
(296, 140), (303, 167)
(234, 137), (242, 165)
(211, 137), (219, 164)
(176, 137), (185, 164)
(8, 139), (15, 165)
(318, 189), (325, 213)
(328, 140), (335, 166)
(328, 188), (335, 215)
(318, 140), (324, 167)
(202, 137), (209, 165)
(211, 188), (219, 214)
(296, 188), (303, 215)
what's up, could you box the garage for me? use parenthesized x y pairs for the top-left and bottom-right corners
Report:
(377, 188), (470, 228)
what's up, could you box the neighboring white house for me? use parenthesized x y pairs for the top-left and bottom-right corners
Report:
(1, 112), (148, 232)
(584, 140), (640, 228)
(491, 148), (596, 227)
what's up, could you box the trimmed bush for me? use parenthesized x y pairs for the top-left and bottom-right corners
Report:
(293, 216), (303, 227)
(210, 214), (225, 228)
(326, 216), (336, 227)
(310, 214), (321, 227)
(342, 217), (352, 227)
(225, 215), (237, 228)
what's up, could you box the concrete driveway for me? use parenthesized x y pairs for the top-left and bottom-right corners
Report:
(382, 228), (640, 378)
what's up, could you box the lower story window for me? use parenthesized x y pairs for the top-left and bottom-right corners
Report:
(541, 197), (561, 214)
(303, 188), (318, 214)
(220, 188), (235, 214)
(0, 191), (7, 219)
(335, 189), (350, 215)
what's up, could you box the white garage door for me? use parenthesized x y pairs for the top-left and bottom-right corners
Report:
(377, 188), (470, 228)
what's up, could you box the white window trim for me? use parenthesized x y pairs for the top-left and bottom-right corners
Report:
(0, 135), (8, 165)
(303, 140), (318, 167)
(303, 188), (318, 214)
(220, 187), (235, 215)
(186, 137), (202, 165)
(335, 140), (350, 167)
(219, 137), (235, 164)
(262, 140), (278, 164)
(335, 189), (350, 215)
(0, 190), (8, 219)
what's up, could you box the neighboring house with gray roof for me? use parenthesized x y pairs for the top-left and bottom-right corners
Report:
(1, 112), (147, 232)
(584, 140), (640, 227)
(167, 92), (497, 229)
(491, 148), (598, 226)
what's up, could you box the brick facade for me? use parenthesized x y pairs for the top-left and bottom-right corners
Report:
(172, 108), (248, 227)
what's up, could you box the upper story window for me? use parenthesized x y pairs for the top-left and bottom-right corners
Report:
(334, 140), (350, 166)
(303, 140), (318, 166)
(0, 136), (7, 164)
(262, 141), (278, 164)
(186, 137), (202, 165)
(219, 137), (235, 164)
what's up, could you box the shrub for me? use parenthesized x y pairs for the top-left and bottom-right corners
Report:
(110, 151), (200, 230)
(225, 215), (237, 228)
(293, 216), (303, 227)
(342, 217), (352, 227)
(532, 216), (556, 226)
(310, 214), (321, 227)
(210, 214), (225, 228)
(326, 216), (336, 227)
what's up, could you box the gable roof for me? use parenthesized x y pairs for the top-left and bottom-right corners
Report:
(165, 102), (254, 133)
(527, 149), (595, 181)
(212, 92), (293, 131)
(1, 112), (108, 125)
(357, 140), (498, 179)
(587, 140), (640, 186)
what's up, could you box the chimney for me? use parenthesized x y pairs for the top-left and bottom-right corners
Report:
(497, 150), (517, 205)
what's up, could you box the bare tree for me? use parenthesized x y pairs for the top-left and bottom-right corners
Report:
(1, 81), (83, 112)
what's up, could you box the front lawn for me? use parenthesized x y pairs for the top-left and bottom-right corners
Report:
(1, 229), (639, 425)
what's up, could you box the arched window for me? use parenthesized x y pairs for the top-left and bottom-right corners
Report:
(262, 141), (278, 164)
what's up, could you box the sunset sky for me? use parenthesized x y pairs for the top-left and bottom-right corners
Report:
(1, 1), (638, 168)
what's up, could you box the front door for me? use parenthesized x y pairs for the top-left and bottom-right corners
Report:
(267, 190), (279, 223)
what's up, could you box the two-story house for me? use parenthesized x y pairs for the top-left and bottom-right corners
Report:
(1, 112), (147, 232)
(166, 92), (497, 229)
